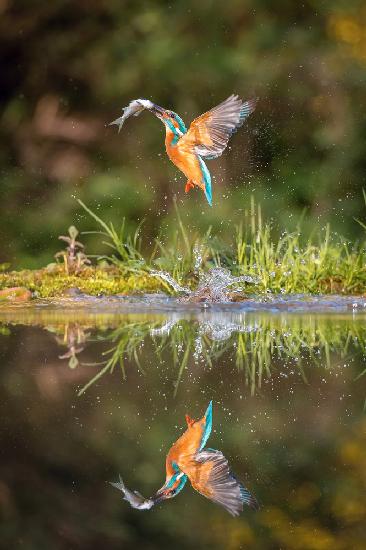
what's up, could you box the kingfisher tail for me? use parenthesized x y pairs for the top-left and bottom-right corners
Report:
(204, 179), (212, 206)
(198, 157), (212, 206)
(199, 400), (213, 450)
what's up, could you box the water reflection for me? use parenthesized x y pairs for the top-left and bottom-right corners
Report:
(53, 323), (91, 368)
(0, 307), (365, 548)
(17, 310), (364, 398)
(110, 401), (258, 516)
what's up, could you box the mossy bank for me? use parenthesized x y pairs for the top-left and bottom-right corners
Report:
(1, 199), (366, 300)
(0, 266), (165, 299)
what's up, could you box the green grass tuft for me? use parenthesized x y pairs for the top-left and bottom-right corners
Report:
(76, 197), (366, 296)
(1, 197), (366, 297)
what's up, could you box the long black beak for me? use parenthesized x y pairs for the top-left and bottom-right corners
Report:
(150, 104), (166, 117)
(152, 488), (167, 503)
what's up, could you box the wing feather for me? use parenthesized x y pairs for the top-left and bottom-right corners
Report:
(181, 95), (257, 159)
(183, 449), (259, 516)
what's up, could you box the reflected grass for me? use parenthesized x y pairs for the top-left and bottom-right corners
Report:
(1, 308), (365, 400)
(78, 321), (155, 395)
(70, 314), (366, 396)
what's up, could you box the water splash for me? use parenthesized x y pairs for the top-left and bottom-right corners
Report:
(149, 312), (260, 342)
(149, 270), (190, 294)
(193, 242), (204, 274)
(198, 318), (259, 341)
(151, 266), (259, 303)
(150, 320), (178, 337)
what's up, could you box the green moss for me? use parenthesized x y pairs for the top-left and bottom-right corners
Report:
(0, 266), (164, 298)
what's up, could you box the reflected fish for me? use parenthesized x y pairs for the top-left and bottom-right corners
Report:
(109, 474), (154, 510)
(109, 99), (154, 132)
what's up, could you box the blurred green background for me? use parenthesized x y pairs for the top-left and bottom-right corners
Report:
(1, 0), (366, 268)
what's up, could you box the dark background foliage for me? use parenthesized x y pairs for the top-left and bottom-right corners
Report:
(1, 0), (366, 267)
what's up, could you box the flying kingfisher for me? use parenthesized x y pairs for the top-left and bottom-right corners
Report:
(110, 95), (257, 206)
(109, 401), (259, 516)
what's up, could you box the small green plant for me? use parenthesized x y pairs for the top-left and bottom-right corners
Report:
(78, 200), (147, 275)
(55, 225), (90, 274)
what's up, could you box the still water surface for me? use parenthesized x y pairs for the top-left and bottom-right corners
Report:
(0, 299), (365, 549)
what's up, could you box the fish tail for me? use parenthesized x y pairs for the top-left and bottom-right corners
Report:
(109, 474), (126, 493)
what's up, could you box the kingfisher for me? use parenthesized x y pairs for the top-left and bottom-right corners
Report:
(110, 95), (257, 206)
(110, 401), (259, 516)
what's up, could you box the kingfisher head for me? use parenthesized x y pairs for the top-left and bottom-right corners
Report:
(151, 104), (187, 135)
(153, 471), (187, 503)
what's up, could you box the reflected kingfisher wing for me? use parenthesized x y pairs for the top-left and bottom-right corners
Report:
(181, 95), (256, 160)
(184, 449), (259, 517)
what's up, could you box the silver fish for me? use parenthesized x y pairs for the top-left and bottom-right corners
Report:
(109, 475), (155, 510)
(109, 99), (154, 132)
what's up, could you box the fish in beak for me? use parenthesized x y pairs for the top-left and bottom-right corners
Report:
(109, 98), (165, 132)
(109, 475), (155, 510)
(152, 487), (171, 503)
(149, 103), (166, 119)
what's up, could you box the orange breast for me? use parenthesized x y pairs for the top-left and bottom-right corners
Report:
(165, 131), (203, 186)
(165, 417), (206, 477)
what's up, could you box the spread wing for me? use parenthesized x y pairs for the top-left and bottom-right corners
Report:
(183, 449), (259, 517)
(180, 95), (256, 159)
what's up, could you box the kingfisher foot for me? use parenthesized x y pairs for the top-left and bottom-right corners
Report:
(185, 180), (195, 193)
